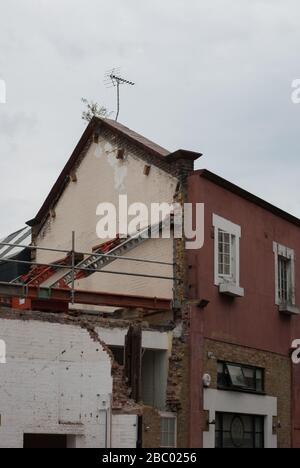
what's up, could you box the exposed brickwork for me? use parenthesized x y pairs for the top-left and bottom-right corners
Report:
(167, 179), (192, 448)
(111, 361), (141, 412)
(15, 121), (197, 448)
(173, 186), (189, 309)
(167, 339), (186, 412)
(142, 406), (161, 448)
(203, 339), (292, 448)
(166, 334), (190, 448)
(100, 127), (195, 181)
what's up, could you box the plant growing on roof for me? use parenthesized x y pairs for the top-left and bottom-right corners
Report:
(81, 98), (112, 122)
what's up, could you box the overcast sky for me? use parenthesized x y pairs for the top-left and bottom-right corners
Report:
(0, 0), (300, 236)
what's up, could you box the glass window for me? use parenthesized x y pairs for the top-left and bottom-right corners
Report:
(213, 215), (243, 293)
(226, 364), (247, 388)
(278, 256), (290, 304)
(218, 362), (264, 393)
(274, 242), (296, 307)
(215, 413), (264, 449)
(256, 369), (264, 393)
(243, 367), (256, 389)
(218, 230), (232, 277)
(160, 416), (176, 448)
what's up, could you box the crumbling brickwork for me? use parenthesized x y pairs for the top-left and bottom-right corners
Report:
(166, 333), (190, 448)
(142, 407), (161, 448)
(166, 174), (193, 448)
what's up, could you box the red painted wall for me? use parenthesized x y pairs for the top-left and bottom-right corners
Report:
(187, 171), (300, 447)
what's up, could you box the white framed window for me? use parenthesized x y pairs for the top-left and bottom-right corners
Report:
(160, 412), (177, 448)
(273, 242), (295, 306)
(213, 214), (244, 297)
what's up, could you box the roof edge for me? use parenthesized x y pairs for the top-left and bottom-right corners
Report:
(196, 169), (300, 228)
(27, 118), (199, 228)
(165, 149), (203, 163)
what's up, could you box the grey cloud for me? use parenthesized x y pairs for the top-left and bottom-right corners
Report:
(0, 0), (300, 235)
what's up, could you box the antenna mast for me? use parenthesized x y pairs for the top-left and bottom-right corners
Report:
(105, 69), (135, 121)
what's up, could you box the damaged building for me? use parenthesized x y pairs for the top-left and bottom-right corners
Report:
(0, 117), (300, 448)
(0, 118), (198, 448)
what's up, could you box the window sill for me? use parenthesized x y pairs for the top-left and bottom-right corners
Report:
(219, 283), (245, 298)
(279, 304), (300, 316)
(217, 386), (266, 396)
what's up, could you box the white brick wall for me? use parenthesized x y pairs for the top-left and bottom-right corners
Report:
(0, 318), (113, 448)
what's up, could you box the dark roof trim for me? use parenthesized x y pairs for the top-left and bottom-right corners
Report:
(99, 118), (170, 157)
(165, 149), (202, 163)
(197, 169), (300, 228)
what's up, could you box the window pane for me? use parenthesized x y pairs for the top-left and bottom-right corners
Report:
(215, 414), (222, 431)
(215, 413), (264, 449)
(222, 414), (232, 432)
(215, 431), (222, 449)
(255, 433), (264, 449)
(223, 431), (234, 448)
(243, 367), (255, 389)
(230, 416), (245, 447)
(160, 417), (176, 448)
(218, 362), (265, 393)
(255, 416), (264, 433)
(161, 431), (168, 447)
(256, 369), (264, 392)
(278, 256), (289, 303)
(161, 418), (168, 432)
(226, 364), (247, 387)
(241, 415), (253, 432)
(242, 431), (254, 449)
(218, 230), (232, 276)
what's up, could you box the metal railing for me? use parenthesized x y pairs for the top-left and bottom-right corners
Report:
(0, 231), (178, 306)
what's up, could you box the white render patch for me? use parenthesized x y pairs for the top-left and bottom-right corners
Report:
(95, 141), (128, 192)
(0, 318), (113, 448)
(96, 327), (171, 351)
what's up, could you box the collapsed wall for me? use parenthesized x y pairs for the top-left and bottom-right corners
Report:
(0, 310), (113, 448)
(0, 308), (180, 448)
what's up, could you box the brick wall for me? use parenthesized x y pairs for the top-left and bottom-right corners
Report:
(0, 316), (113, 448)
(142, 407), (161, 448)
(203, 339), (292, 448)
(167, 180), (191, 448)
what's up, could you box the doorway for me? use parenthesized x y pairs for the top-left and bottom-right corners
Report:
(23, 434), (68, 449)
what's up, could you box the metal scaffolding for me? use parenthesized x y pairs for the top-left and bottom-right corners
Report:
(0, 231), (178, 311)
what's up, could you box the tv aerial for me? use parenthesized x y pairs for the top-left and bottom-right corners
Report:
(104, 68), (135, 121)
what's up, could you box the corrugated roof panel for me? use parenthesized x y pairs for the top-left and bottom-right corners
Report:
(0, 227), (31, 260)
